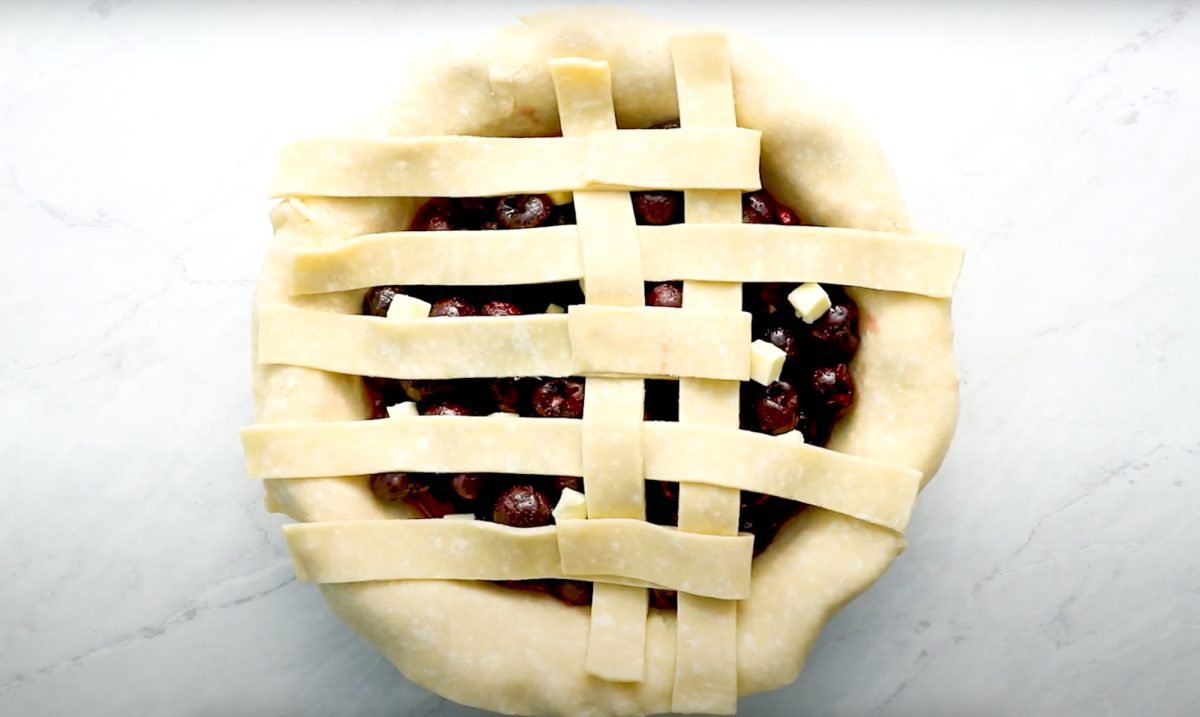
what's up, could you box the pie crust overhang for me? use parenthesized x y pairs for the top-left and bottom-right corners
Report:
(242, 7), (961, 717)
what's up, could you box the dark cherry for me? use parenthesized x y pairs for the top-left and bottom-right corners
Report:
(755, 381), (800, 435)
(644, 379), (680, 422)
(552, 202), (577, 225)
(775, 204), (802, 225)
(657, 481), (679, 502)
(761, 323), (800, 359)
(493, 484), (554, 528)
(496, 194), (553, 229)
(532, 378), (585, 419)
(410, 198), (456, 231)
(555, 475), (584, 495)
(481, 300), (523, 317)
(455, 197), (498, 225)
(646, 282), (683, 308)
(370, 473), (458, 518)
(362, 376), (406, 419)
(553, 580), (593, 606)
(740, 501), (787, 555)
(808, 293), (860, 359)
(422, 400), (475, 417)
(803, 414), (835, 447)
(429, 297), (477, 318)
(809, 364), (855, 416)
(451, 473), (483, 501)
(754, 282), (796, 315)
(369, 472), (419, 503)
(490, 377), (527, 414)
(740, 491), (773, 513)
(645, 480), (679, 527)
(632, 191), (683, 226)
(412, 486), (460, 518)
(649, 589), (678, 611)
(362, 285), (406, 317)
(742, 191), (774, 224)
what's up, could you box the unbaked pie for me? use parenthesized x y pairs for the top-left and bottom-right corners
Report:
(241, 8), (963, 716)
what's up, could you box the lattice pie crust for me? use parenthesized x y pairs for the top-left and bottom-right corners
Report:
(241, 8), (961, 716)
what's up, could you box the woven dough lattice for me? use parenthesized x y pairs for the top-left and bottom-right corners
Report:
(241, 31), (962, 714)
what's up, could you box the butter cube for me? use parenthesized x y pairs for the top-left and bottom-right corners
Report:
(443, 513), (476, 521)
(553, 487), (588, 522)
(775, 429), (806, 444)
(788, 282), (831, 324)
(547, 191), (574, 206)
(546, 303), (566, 314)
(386, 294), (433, 319)
(386, 401), (419, 418)
(749, 339), (786, 385)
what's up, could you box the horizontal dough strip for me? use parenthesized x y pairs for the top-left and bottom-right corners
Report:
(288, 224), (963, 298)
(643, 422), (921, 532)
(568, 305), (750, 380)
(243, 415), (583, 478)
(256, 303), (751, 381)
(283, 518), (751, 599)
(557, 519), (752, 600)
(290, 225), (584, 292)
(270, 128), (762, 198)
(242, 417), (918, 532)
(641, 224), (964, 298)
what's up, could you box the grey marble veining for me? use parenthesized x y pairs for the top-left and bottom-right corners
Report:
(2, 1), (1198, 715)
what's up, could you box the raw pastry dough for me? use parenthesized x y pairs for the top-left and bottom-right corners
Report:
(556, 519), (753, 600)
(245, 8), (961, 717)
(670, 32), (753, 712)
(287, 224), (962, 298)
(551, 58), (652, 682)
(566, 305), (751, 380)
(290, 225), (583, 294)
(272, 128), (761, 198)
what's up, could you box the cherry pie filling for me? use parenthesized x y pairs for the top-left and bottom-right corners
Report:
(359, 187), (860, 609)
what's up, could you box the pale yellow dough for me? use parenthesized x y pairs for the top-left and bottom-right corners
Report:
(669, 31), (745, 714)
(241, 418), (918, 533)
(288, 224), (963, 298)
(272, 128), (761, 198)
(567, 305), (751, 380)
(557, 519), (753, 600)
(247, 7), (960, 717)
(550, 57), (653, 682)
(256, 302), (754, 381)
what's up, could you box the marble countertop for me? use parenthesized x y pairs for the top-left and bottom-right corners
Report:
(3, 1), (1198, 715)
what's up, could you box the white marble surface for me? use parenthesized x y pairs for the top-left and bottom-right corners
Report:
(2, 0), (1198, 715)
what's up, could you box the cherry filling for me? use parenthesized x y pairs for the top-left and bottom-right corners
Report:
(360, 185), (861, 607)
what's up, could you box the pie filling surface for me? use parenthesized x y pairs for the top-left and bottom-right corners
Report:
(359, 174), (861, 609)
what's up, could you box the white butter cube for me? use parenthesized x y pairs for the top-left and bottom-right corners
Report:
(545, 303), (566, 314)
(788, 282), (831, 324)
(386, 401), (419, 418)
(547, 191), (573, 206)
(775, 429), (806, 444)
(442, 513), (476, 521)
(386, 294), (433, 319)
(490, 411), (518, 418)
(553, 487), (588, 522)
(749, 339), (787, 385)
